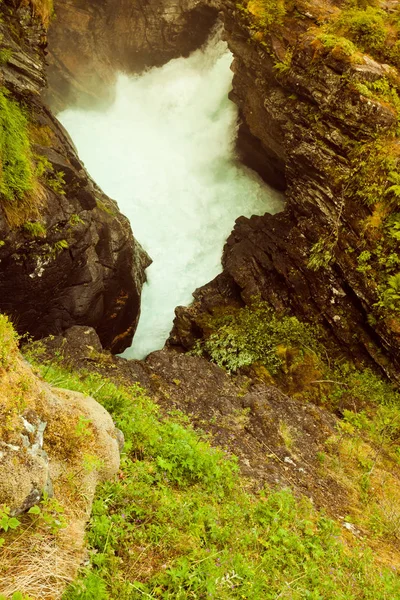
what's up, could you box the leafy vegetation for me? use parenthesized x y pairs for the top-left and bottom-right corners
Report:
(35, 154), (66, 195)
(22, 221), (46, 239)
(193, 301), (316, 374)
(243, 0), (286, 29)
(313, 33), (359, 60)
(16, 357), (398, 600)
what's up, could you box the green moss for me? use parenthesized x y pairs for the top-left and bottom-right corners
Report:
(0, 89), (35, 206)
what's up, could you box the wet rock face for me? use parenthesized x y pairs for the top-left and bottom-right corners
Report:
(0, 3), (150, 353)
(46, 0), (219, 110)
(171, 2), (400, 376)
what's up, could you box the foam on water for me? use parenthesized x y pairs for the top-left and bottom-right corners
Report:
(59, 33), (283, 359)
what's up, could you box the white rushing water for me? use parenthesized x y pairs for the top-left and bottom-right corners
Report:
(59, 32), (283, 359)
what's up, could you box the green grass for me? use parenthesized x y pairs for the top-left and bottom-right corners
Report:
(0, 89), (35, 206)
(20, 354), (400, 599)
(188, 300), (400, 457)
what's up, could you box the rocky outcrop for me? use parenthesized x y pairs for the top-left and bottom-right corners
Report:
(0, 315), (121, 597)
(0, 1), (150, 353)
(45, 0), (219, 110)
(171, 0), (400, 378)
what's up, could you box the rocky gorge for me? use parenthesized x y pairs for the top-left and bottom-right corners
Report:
(47, 0), (400, 379)
(2, 0), (400, 597)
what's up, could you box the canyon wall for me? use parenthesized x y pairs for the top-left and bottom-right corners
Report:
(172, 0), (400, 379)
(0, 1), (150, 353)
(46, 0), (219, 110)
(41, 0), (400, 375)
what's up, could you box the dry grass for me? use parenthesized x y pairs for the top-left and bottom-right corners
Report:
(0, 512), (87, 599)
(324, 427), (400, 564)
(0, 321), (120, 598)
(28, 124), (56, 148)
(3, 182), (46, 228)
(29, 0), (54, 27)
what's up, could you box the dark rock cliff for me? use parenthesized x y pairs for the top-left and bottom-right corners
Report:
(0, 1), (150, 353)
(171, 0), (400, 378)
(45, 0), (219, 111)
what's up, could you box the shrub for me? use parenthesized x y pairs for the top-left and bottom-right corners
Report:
(194, 301), (317, 373)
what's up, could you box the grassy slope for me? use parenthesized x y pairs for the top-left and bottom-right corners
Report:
(17, 348), (399, 600)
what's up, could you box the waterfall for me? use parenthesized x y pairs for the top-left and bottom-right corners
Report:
(59, 31), (283, 359)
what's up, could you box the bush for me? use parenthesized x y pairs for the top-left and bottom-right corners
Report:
(195, 301), (317, 373)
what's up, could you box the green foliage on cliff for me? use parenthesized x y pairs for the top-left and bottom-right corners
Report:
(18, 359), (397, 600)
(237, 0), (286, 35)
(314, 33), (359, 59)
(334, 7), (388, 52)
(193, 301), (317, 374)
(22, 221), (46, 238)
(324, 5), (400, 67)
(0, 89), (35, 207)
